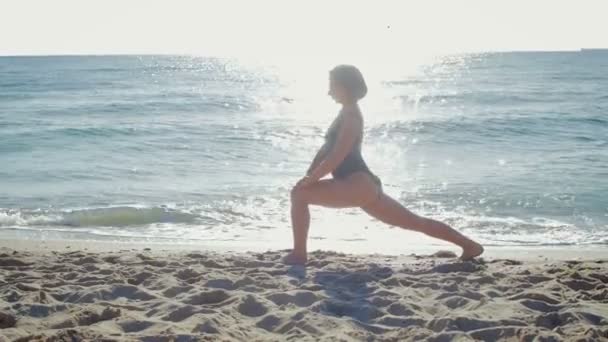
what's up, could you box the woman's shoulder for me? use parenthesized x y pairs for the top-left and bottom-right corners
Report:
(340, 108), (364, 128)
(329, 108), (362, 129)
(341, 107), (363, 120)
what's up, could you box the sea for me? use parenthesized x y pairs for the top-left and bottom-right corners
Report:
(1, 52), (606, 253)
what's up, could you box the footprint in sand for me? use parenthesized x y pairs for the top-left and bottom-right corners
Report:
(192, 320), (220, 334)
(161, 305), (200, 322)
(72, 256), (99, 265)
(237, 295), (269, 317)
(128, 271), (155, 285)
(118, 319), (155, 333)
(50, 307), (121, 329)
(387, 302), (416, 316)
(256, 314), (282, 332)
(205, 278), (235, 290)
(183, 290), (231, 306)
(266, 291), (322, 308)
(314, 299), (384, 322)
(0, 311), (17, 328)
(162, 285), (194, 298)
(0, 257), (32, 267)
(175, 268), (201, 280)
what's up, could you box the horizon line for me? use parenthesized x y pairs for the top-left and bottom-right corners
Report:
(0, 48), (597, 58)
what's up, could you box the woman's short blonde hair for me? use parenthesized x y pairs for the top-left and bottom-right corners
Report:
(330, 65), (367, 100)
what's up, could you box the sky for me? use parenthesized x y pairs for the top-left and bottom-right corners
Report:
(1, 0), (607, 57)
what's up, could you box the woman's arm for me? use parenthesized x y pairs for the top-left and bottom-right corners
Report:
(308, 114), (361, 181)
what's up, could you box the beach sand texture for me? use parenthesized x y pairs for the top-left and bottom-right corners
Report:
(1, 247), (608, 341)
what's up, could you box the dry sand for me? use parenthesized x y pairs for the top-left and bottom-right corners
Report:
(1, 241), (607, 341)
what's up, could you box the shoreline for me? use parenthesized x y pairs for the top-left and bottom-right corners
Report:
(0, 237), (606, 261)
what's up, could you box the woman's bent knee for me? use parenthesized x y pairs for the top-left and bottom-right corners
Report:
(290, 186), (307, 204)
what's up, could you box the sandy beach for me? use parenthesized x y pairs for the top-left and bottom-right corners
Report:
(1, 241), (607, 341)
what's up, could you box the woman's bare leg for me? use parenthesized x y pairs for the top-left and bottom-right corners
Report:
(289, 192), (311, 263)
(362, 193), (484, 260)
(286, 173), (379, 265)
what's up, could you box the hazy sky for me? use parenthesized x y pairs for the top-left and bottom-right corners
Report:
(1, 0), (606, 57)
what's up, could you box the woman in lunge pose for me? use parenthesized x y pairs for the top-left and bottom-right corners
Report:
(284, 65), (484, 265)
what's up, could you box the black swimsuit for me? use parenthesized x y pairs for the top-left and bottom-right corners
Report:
(325, 110), (382, 188)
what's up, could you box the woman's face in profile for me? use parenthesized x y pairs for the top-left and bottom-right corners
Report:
(328, 77), (348, 104)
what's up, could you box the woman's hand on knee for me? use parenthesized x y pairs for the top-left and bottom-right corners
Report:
(295, 176), (315, 189)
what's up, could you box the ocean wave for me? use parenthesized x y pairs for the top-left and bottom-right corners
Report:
(367, 114), (606, 143)
(2, 204), (605, 247)
(580, 117), (608, 125)
(383, 79), (427, 86)
(0, 206), (200, 228)
(397, 91), (572, 106)
(0, 142), (33, 153)
(423, 206), (608, 246)
(0, 81), (30, 88)
(1, 126), (144, 146)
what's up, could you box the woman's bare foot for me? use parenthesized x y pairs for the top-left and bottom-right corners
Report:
(282, 251), (307, 265)
(460, 242), (484, 261)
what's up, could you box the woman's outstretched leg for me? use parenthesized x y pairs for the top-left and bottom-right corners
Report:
(363, 193), (484, 260)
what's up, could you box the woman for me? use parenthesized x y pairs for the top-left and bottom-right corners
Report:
(283, 65), (484, 265)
